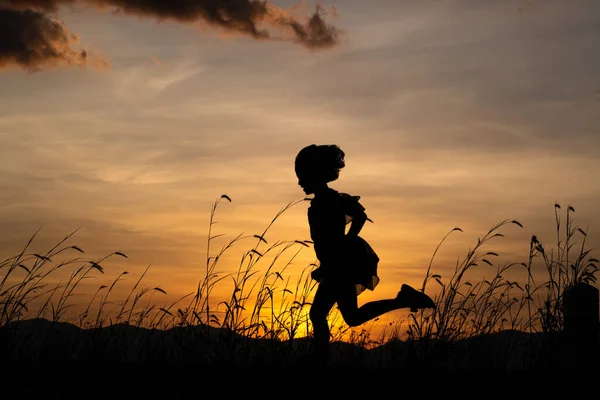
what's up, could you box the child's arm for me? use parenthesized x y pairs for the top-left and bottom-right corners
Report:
(343, 193), (368, 237)
(347, 212), (367, 237)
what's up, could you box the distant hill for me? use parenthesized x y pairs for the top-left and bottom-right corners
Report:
(2, 318), (597, 371)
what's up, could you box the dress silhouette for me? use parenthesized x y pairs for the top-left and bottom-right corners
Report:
(295, 144), (435, 364)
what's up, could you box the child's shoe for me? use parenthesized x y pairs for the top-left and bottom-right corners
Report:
(398, 284), (436, 312)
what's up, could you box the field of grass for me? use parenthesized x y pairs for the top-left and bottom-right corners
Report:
(1, 196), (599, 393)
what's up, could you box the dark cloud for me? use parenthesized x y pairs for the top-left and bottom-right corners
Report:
(0, 0), (74, 12)
(0, 0), (341, 72)
(94, 0), (340, 48)
(0, 7), (92, 72)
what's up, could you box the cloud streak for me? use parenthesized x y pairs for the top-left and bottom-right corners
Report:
(0, 0), (341, 72)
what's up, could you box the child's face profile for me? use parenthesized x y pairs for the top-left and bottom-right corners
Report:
(298, 177), (315, 195)
(296, 171), (320, 195)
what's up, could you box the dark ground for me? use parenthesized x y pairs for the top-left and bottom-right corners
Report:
(3, 358), (597, 399)
(2, 318), (598, 399)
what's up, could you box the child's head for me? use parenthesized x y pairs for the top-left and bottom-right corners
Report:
(294, 144), (345, 188)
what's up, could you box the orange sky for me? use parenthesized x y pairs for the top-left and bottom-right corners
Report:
(1, 0), (599, 340)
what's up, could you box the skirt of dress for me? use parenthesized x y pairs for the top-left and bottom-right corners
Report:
(343, 235), (380, 295)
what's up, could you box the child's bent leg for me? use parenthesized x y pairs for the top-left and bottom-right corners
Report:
(337, 283), (399, 327)
(337, 284), (436, 327)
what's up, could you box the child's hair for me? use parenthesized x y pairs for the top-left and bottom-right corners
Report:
(295, 144), (345, 183)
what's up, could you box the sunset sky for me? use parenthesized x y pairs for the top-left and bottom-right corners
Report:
(1, 0), (599, 335)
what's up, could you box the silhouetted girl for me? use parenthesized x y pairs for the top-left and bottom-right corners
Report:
(294, 144), (435, 364)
